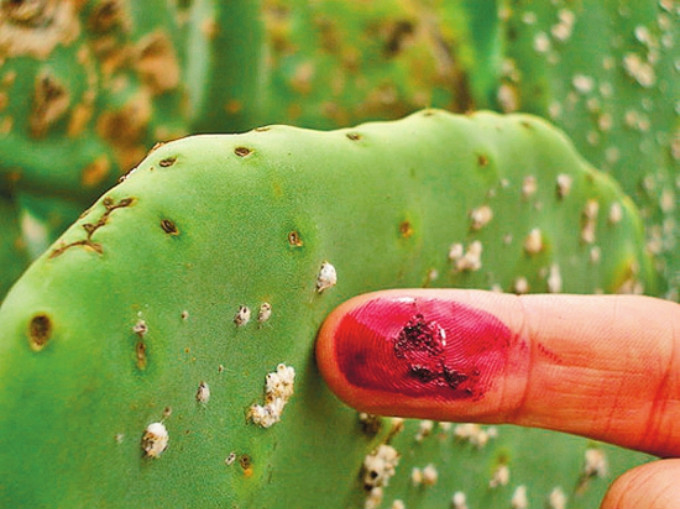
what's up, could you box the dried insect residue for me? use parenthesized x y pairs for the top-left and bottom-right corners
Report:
(358, 412), (383, 435)
(511, 485), (528, 509)
(556, 174), (572, 198)
(196, 381), (210, 404)
(523, 228), (544, 255)
(547, 264), (563, 293)
(489, 463), (510, 488)
(451, 491), (468, 509)
(234, 305), (251, 327)
(257, 302), (272, 323)
(316, 261), (337, 292)
(247, 363), (295, 428)
(414, 420), (434, 442)
(581, 199), (600, 244)
(583, 447), (608, 478)
(577, 447), (608, 492)
(362, 445), (400, 509)
(469, 205), (493, 231)
(513, 277), (529, 294)
(453, 423), (498, 449)
(548, 486), (567, 509)
(410, 464), (439, 488)
(421, 464), (438, 486)
(521, 175), (537, 199)
(449, 241), (483, 272)
(141, 422), (168, 458)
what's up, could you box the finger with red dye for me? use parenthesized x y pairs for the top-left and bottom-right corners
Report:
(316, 289), (680, 458)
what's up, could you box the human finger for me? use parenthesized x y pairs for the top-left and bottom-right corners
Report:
(600, 459), (680, 509)
(316, 289), (680, 457)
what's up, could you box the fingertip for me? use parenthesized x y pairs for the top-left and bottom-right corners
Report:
(318, 290), (680, 457)
(315, 290), (398, 412)
(315, 289), (520, 420)
(601, 460), (680, 509)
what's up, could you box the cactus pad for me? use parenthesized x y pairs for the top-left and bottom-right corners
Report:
(0, 110), (655, 507)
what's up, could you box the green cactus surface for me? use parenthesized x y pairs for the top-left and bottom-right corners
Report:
(0, 110), (656, 508)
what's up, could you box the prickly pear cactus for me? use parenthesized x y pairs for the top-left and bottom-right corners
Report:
(0, 110), (656, 508)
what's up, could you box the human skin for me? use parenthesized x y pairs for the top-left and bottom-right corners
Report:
(316, 290), (680, 509)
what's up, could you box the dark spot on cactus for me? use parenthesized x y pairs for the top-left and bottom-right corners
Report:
(88, 0), (125, 33)
(81, 156), (111, 188)
(346, 132), (362, 141)
(30, 72), (70, 138)
(28, 313), (52, 351)
(161, 219), (179, 235)
(225, 99), (242, 114)
(520, 120), (533, 130)
(399, 221), (413, 239)
(97, 95), (151, 171)
(239, 454), (253, 476)
(359, 413), (383, 435)
(2, 0), (46, 23)
(1, 1), (78, 58)
(254, 126), (270, 132)
(135, 31), (180, 94)
(239, 454), (251, 469)
(288, 230), (303, 247)
(383, 20), (414, 57)
(477, 154), (489, 167)
(159, 156), (177, 168)
(136, 341), (147, 370)
(234, 146), (253, 157)
(114, 197), (134, 208)
(82, 223), (96, 235)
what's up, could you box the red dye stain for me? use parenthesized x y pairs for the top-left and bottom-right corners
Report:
(333, 297), (513, 401)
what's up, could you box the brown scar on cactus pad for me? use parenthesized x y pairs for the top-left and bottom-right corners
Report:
(28, 313), (52, 352)
(49, 196), (134, 258)
(160, 219), (179, 235)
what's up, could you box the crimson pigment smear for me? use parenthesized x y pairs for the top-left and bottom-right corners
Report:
(331, 296), (514, 401)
